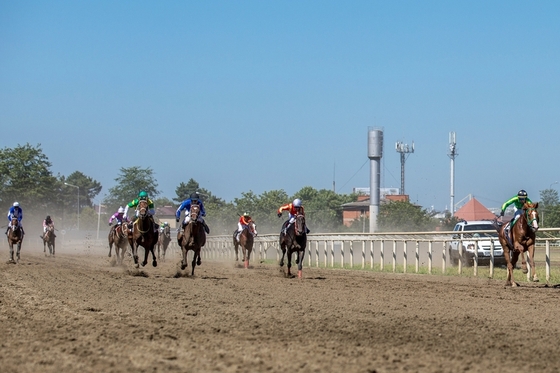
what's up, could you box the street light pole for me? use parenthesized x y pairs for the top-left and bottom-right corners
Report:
(64, 182), (80, 230)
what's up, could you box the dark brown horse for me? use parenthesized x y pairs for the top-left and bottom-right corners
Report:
(279, 213), (307, 278)
(497, 202), (539, 287)
(157, 224), (172, 261)
(178, 204), (206, 276)
(108, 223), (129, 265)
(131, 200), (159, 269)
(233, 221), (257, 269)
(42, 225), (56, 257)
(7, 217), (23, 263)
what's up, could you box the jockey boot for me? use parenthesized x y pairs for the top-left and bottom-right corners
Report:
(21, 226), (25, 236)
(5, 226), (9, 235)
(306, 227), (310, 234)
(203, 221), (210, 234)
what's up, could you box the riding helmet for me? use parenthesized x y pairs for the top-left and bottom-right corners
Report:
(138, 191), (148, 200)
(293, 198), (302, 207)
(118, 207), (125, 213)
(13, 202), (19, 207)
(190, 193), (199, 201)
(518, 190), (528, 198)
(46, 215), (51, 220)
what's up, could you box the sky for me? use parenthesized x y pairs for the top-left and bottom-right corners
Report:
(1, 1), (560, 212)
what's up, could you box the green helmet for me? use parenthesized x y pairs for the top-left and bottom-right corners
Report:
(138, 191), (148, 200)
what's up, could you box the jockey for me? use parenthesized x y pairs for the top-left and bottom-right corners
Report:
(277, 198), (310, 233)
(40, 215), (56, 239)
(124, 191), (158, 232)
(108, 206), (129, 234)
(159, 221), (169, 234)
(235, 212), (254, 242)
(176, 192), (210, 234)
(6, 202), (25, 236)
(499, 189), (533, 227)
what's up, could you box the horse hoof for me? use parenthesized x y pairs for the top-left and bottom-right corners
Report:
(141, 261), (147, 267)
(181, 264), (187, 270)
(298, 270), (302, 279)
(152, 260), (157, 267)
(244, 260), (249, 269)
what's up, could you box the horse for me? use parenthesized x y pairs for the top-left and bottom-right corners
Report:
(178, 204), (206, 276)
(157, 224), (172, 261)
(108, 223), (130, 265)
(42, 225), (56, 257)
(279, 213), (307, 278)
(131, 200), (159, 269)
(233, 221), (258, 269)
(496, 202), (539, 287)
(6, 217), (23, 263)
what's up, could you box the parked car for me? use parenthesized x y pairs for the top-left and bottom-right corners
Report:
(448, 220), (506, 267)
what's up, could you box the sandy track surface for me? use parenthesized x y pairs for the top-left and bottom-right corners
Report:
(1, 246), (560, 373)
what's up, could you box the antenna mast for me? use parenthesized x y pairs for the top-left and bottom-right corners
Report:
(395, 141), (414, 195)
(448, 132), (458, 214)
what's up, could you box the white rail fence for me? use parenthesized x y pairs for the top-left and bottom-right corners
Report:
(203, 228), (560, 282)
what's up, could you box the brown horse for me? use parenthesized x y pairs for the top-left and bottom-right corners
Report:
(233, 221), (258, 269)
(108, 223), (129, 265)
(279, 213), (307, 278)
(497, 202), (539, 287)
(131, 200), (159, 269)
(178, 204), (206, 276)
(42, 225), (56, 257)
(157, 224), (172, 261)
(7, 217), (23, 263)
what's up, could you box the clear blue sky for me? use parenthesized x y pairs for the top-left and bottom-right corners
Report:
(1, 1), (559, 211)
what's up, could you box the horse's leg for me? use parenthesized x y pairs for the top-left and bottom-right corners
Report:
(52, 241), (55, 256)
(44, 241), (47, 256)
(108, 235), (114, 258)
(180, 246), (188, 270)
(16, 242), (21, 262)
(8, 243), (14, 263)
(234, 242), (239, 262)
(132, 242), (140, 268)
(151, 244), (158, 267)
(529, 245), (538, 282)
(245, 245), (252, 269)
(191, 249), (197, 276)
(297, 250), (305, 279)
(520, 247), (528, 274)
(509, 250), (521, 287)
(141, 244), (149, 267)
(286, 249), (293, 277)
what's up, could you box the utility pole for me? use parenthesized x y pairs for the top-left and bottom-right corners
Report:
(395, 141), (414, 195)
(448, 132), (458, 214)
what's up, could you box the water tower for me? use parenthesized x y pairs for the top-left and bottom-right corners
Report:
(368, 128), (383, 232)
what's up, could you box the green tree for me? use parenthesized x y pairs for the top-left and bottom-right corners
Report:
(63, 171), (102, 212)
(234, 189), (289, 234)
(105, 166), (160, 213)
(0, 143), (58, 211)
(378, 200), (435, 232)
(440, 211), (461, 231)
(173, 179), (201, 203)
(540, 188), (559, 208)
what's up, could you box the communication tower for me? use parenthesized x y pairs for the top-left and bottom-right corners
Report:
(448, 132), (458, 213)
(395, 141), (414, 195)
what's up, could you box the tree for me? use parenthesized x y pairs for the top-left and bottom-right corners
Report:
(173, 179), (201, 203)
(0, 143), (58, 211)
(105, 166), (160, 213)
(63, 171), (102, 211)
(540, 189), (559, 208)
(539, 188), (560, 228)
(377, 201), (435, 232)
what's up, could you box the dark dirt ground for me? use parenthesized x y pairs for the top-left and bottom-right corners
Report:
(1, 244), (560, 373)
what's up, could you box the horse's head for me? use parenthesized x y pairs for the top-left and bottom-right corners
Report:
(190, 204), (200, 222)
(164, 225), (171, 237)
(10, 217), (18, 228)
(138, 200), (149, 217)
(250, 222), (258, 236)
(294, 213), (306, 236)
(524, 202), (539, 232)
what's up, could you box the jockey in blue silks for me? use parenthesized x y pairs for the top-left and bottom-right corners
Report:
(176, 193), (210, 234)
(6, 202), (25, 236)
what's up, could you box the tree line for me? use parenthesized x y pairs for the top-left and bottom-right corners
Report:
(1, 143), (498, 235)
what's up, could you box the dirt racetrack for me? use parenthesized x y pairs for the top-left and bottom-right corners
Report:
(2, 243), (560, 373)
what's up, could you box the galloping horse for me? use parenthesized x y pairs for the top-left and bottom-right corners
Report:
(179, 204), (206, 276)
(131, 200), (159, 269)
(279, 213), (307, 278)
(497, 202), (539, 287)
(42, 225), (56, 257)
(108, 223), (129, 265)
(7, 217), (23, 263)
(233, 221), (258, 269)
(157, 224), (172, 261)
